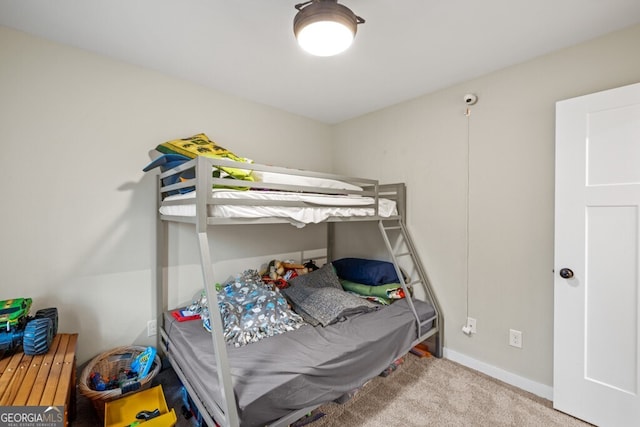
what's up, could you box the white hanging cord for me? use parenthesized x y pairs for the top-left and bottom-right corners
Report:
(462, 106), (472, 334)
(466, 107), (471, 319)
(462, 93), (477, 336)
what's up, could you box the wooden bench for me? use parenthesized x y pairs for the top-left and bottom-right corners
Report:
(0, 333), (78, 426)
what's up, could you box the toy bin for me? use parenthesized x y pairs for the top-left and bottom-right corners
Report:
(79, 346), (161, 419)
(104, 385), (176, 427)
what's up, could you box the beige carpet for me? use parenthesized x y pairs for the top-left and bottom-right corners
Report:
(310, 354), (591, 427)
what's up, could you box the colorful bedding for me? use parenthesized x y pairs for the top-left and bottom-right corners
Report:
(156, 133), (254, 181)
(190, 270), (305, 347)
(339, 279), (406, 304)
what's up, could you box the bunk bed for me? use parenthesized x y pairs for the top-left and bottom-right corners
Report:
(153, 155), (444, 427)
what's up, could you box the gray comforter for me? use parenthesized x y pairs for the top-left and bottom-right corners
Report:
(164, 297), (435, 427)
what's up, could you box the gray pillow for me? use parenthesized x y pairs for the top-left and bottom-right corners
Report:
(288, 262), (342, 290)
(283, 263), (377, 326)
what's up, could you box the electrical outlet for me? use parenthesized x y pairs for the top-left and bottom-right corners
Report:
(509, 329), (522, 348)
(467, 317), (477, 334)
(147, 319), (157, 337)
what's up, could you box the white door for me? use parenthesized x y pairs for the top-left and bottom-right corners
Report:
(554, 82), (640, 427)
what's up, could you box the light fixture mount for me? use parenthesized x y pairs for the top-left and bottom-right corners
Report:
(293, 0), (365, 57)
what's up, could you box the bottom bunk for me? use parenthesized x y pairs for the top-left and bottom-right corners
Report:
(161, 297), (435, 427)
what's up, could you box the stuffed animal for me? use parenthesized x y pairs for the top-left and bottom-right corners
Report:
(263, 259), (311, 289)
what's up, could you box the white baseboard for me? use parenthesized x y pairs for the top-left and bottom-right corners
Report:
(443, 348), (553, 401)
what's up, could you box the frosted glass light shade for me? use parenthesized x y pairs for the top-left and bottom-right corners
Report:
(293, 0), (364, 57)
(296, 20), (354, 56)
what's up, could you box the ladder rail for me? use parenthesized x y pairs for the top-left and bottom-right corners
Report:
(397, 220), (442, 321)
(397, 219), (444, 356)
(378, 220), (423, 338)
(378, 219), (444, 357)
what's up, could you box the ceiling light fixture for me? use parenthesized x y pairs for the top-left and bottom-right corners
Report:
(293, 0), (365, 57)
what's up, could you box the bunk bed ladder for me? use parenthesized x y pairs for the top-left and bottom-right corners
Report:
(378, 218), (443, 357)
(195, 156), (240, 427)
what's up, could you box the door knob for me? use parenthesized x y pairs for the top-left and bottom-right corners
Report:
(559, 268), (574, 279)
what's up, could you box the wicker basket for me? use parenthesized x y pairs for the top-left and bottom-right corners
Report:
(78, 345), (161, 418)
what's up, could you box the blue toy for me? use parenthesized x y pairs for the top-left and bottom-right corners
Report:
(131, 346), (156, 380)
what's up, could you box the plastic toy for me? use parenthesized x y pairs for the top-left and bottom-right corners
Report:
(90, 372), (115, 391)
(124, 407), (160, 427)
(171, 309), (200, 322)
(262, 259), (316, 289)
(90, 347), (156, 393)
(90, 370), (138, 392)
(0, 298), (58, 356)
(130, 346), (157, 381)
(181, 386), (207, 427)
(90, 367), (142, 393)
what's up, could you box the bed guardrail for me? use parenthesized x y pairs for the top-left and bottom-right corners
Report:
(155, 157), (413, 229)
(158, 156), (379, 197)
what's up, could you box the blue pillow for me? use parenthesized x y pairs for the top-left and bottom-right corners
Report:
(332, 258), (400, 286)
(143, 153), (194, 194)
(142, 153), (190, 173)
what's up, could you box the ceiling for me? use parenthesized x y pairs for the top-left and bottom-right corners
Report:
(1, 0), (639, 124)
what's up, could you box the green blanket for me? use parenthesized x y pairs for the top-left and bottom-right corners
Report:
(340, 279), (405, 304)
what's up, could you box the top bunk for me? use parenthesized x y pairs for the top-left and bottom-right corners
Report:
(155, 155), (407, 229)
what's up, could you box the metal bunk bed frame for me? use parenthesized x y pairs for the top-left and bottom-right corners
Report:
(155, 156), (443, 427)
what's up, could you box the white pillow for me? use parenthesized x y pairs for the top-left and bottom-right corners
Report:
(254, 171), (363, 191)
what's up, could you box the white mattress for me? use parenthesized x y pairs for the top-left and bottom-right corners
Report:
(160, 189), (398, 227)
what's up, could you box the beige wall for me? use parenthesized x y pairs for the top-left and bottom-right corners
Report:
(2, 20), (639, 391)
(332, 24), (640, 388)
(0, 26), (331, 363)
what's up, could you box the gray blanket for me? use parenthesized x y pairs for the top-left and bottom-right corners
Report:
(282, 284), (377, 326)
(281, 262), (378, 326)
(163, 297), (436, 427)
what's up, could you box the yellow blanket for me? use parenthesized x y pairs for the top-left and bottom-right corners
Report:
(156, 133), (254, 181)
